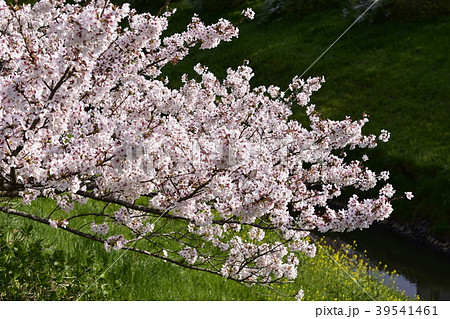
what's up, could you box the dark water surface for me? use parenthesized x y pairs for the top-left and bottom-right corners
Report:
(327, 228), (450, 300)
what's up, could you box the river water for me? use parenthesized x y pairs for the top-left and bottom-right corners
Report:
(326, 228), (450, 300)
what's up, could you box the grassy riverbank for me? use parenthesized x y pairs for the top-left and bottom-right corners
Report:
(0, 199), (410, 300)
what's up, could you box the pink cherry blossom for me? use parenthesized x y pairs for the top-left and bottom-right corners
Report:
(0, 0), (412, 298)
(405, 192), (414, 200)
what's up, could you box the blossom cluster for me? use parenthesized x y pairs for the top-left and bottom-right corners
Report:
(0, 0), (411, 290)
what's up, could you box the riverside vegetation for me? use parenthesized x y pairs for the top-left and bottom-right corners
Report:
(0, 198), (410, 300)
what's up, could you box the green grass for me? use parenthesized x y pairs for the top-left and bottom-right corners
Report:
(0, 198), (410, 300)
(159, 1), (450, 236)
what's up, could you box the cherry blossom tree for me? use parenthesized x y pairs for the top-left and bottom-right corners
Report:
(0, 0), (411, 298)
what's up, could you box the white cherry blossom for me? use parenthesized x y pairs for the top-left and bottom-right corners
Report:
(0, 0), (413, 298)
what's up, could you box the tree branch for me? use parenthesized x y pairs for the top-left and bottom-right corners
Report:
(0, 205), (104, 244)
(47, 66), (75, 101)
(0, 204), (287, 287)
